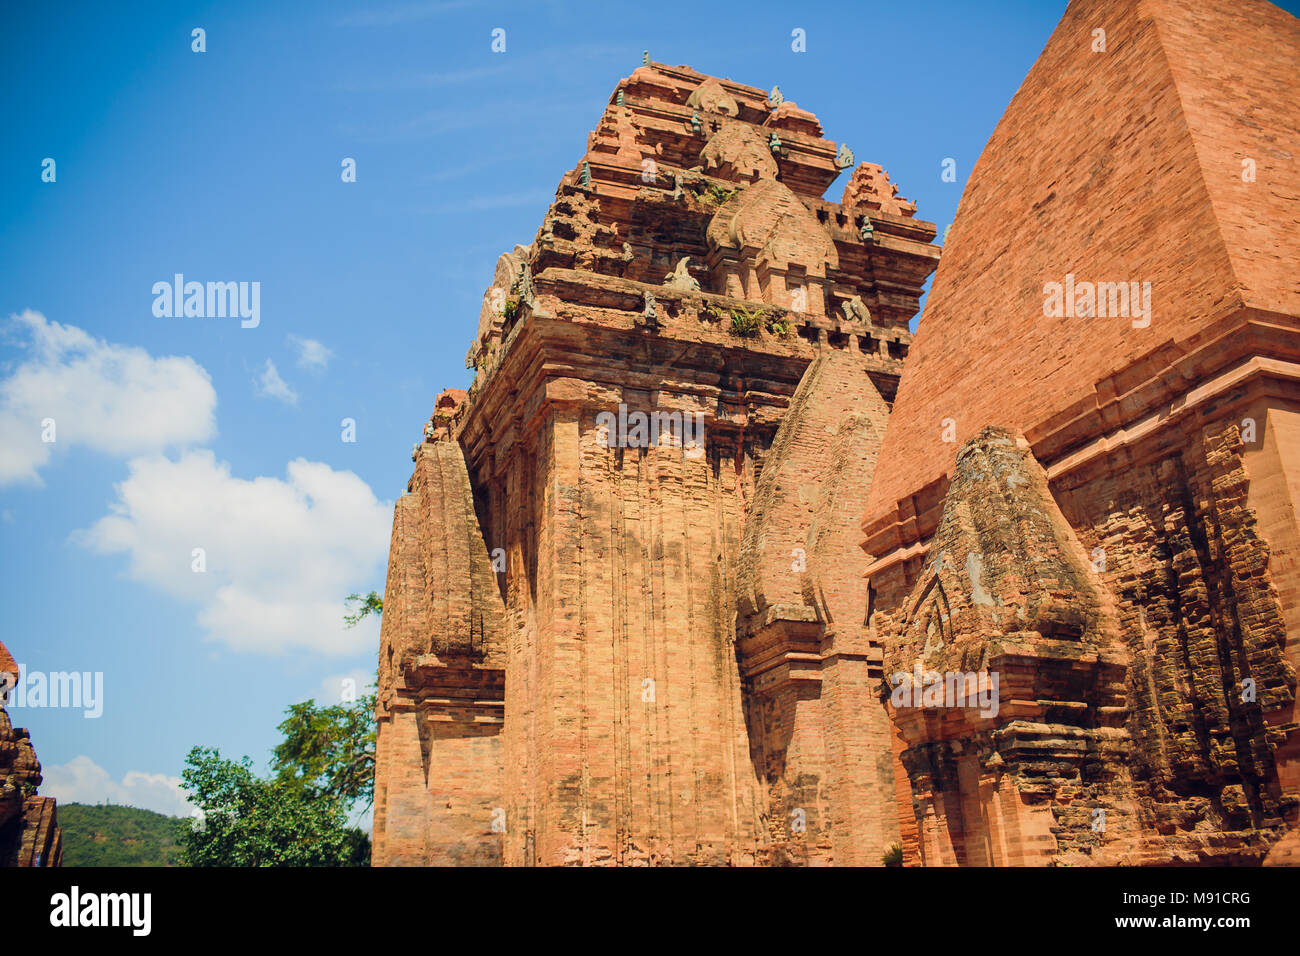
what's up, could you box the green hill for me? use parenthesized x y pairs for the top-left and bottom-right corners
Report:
(58, 803), (187, 867)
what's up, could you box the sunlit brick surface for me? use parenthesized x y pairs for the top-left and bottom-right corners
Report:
(864, 0), (1300, 865)
(372, 60), (939, 865)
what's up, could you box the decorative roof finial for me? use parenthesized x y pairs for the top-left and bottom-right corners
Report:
(860, 217), (875, 243)
(642, 50), (649, 66)
(768, 131), (782, 154)
(615, 89), (624, 106)
(767, 85), (784, 109)
(579, 160), (592, 187)
(690, 109), (701, 134)
(662, 256), (700, 292)
(516, 261), (535, 307)
(835, 143), (855, 169)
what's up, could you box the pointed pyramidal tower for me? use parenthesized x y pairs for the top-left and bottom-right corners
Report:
(864, 0), (1300, 866)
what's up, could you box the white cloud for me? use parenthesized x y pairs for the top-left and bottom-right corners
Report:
(76, 450), (391, 655)
(41, 755), (193, 819)
(288, 335), (333, 371)
(0, 310), (216, 485)
(254, 359), (297, 405)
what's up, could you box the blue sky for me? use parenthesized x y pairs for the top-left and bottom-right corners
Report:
(5, 0), (1295, 820)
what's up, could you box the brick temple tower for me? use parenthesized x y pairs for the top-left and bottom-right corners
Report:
(372, 60), (939, 865)
(863, 0), (1300, 866)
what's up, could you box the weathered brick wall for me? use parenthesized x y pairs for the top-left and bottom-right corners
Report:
(879, 428), (1142, 866)
(735, 348), (898, 865)
(1055, 419), (1297, 862)
(877, 416), (1299, 866)
(373, 437), (507, 866)
(1242, 400), (1300, 797)
(372, 709), (432, 865)
(486, 402), (766, 865)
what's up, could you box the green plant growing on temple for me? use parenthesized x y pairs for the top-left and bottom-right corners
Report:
(728, 305), (768, 337)
(883, 842), (903, 866)
(767, 316), (792, 337)
(343, 591), (382, 628)
(706, 184), (736, 205)
(502, 296), (520, 323)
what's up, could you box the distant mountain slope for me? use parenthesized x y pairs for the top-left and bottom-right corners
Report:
(58, 803), (186, 867)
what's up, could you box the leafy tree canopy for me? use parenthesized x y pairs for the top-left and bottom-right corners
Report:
(181, 746), (369, 867)
(180, 591), (381, 866)
(272, 689), (376, 811)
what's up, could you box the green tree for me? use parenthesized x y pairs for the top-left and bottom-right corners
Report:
(180, 747), (364, 867)
(272, 689), (376, 812)
(180, 591), (383, 866)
